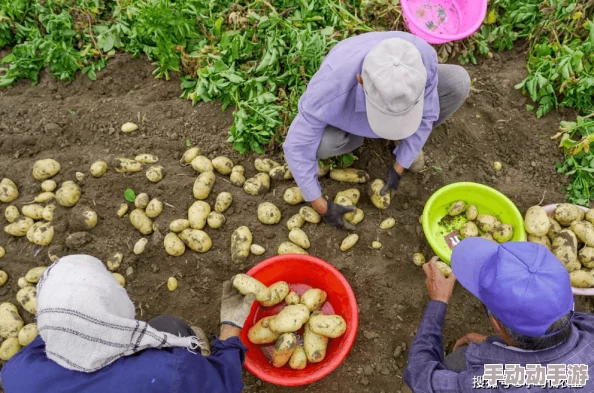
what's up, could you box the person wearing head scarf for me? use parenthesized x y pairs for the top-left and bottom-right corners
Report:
(1, 254), (256, 393)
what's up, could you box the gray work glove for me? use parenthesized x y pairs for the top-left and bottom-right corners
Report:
(220, 280), (256, 329)
(380, 166), (402, 196)
(322, 201), (356, 231)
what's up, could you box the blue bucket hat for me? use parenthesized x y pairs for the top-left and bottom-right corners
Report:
(451, 238), (574, 338)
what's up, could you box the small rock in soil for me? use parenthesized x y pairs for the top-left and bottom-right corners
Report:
(393, 343), (407, 359)
(331, 382), (339, 391)
(360, 377), (369, 386)
(151, 264), (159, 273)
(381, 367), (390, 375)
(65, 232), (94, 249)
(364, 365), (373, 376)
(363, 331), (380, 340)
(126, 267), (134, 276)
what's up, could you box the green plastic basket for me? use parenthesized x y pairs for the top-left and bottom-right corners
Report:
(422, 182), (526, 264)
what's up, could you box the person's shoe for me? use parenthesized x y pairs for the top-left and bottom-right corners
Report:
(191, 326), (211, 356)
(408, 150), (425, 173)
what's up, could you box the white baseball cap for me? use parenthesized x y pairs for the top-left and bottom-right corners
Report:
(362, 38), (427, 140)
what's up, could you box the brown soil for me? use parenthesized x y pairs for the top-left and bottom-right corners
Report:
(1, 49), (593, 393)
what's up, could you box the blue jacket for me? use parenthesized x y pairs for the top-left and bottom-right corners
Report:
(2, 335), (247, 393)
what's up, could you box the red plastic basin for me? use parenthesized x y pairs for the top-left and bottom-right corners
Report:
(241, 254), (359, 386)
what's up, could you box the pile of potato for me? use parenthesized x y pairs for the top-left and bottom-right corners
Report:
(445, 200), (514, 243)
(525, 203), (594, 288)
(233, 274), (346, 369)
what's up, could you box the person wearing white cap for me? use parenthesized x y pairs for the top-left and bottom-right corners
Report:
(283, 32), (470, 230)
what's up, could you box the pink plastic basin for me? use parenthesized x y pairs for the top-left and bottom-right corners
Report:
(401, 0), (488, 44)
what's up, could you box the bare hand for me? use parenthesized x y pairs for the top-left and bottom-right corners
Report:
(453, 333), (487, 350)
(422, 257), (456, 304)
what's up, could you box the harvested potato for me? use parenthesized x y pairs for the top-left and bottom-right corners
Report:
(170, 219), (190, 233)
(333, 195), (353, 207)
(435, 261), (452, 278)
(269, 304), (310, 333)
(4, 206), (19, 223)
(232, 274), (270, 303)
(26, 222), (54, 246)
(41, 180), (57, 192)
(135, 193), (150, 209)
(369, 179), (390, 210)
(299, 206), (321, 224)
(284, 187), (304, 205)
(145, 198), (163, 219)
(493, 224), (514, 243)
(547, 217), (562, 240)
(188, 201), (211, 230)
(254, 158), (281, 173)
(0, 303), (24, 338)
(191, 156), (213, 173)
(0, 248), (4, 259)
(75, 172), (86, 183)
(571, 221), (594, 247)
(42, 205), (55, 224)
(214, 192), (233, 213)
(466, 205), (478, 221)
(261, 281), (290, 307)
(55, 181), (81, 207)
(278, 242), (308, 255)
(0, 338), (21, 361)
(0, 271), (5, 287)
(289, 228), (310, 249)
(69, 205), (98, 231)
(179, 229), (212, 253)
(553, 229), (578, 267)
(17, 278), (32, 289)
(5, 216), (34, 237)
(287, 214), (305, 230)
(135, 154), (159, 164)
(413, 253), (426, 267)
(371, 241), (382, 249)
(207, 212), (226, 229)
(269, 165), (293, 181)
(309, 314), (347, 338)
(250, 244), (265, 256)
(459, 221), (479, 239)
(289, 346), (307, 370)
(257, 202), (282, 225)
(345, 208), (365, 225)
(330, 168), (370, 183)
(448, 201), (466, 216)
(304, 319), (328, 363)
(570, 270), (594, 288)
(117, 203), (129, 217)
(193, 171), (216, 200)
(32, 159), (61, 180)
(285, 292), (300, 306)
(340, 234), (359, 252)
(121, 122), (138, 133)
(180, 147), (200, 166)
(35, 192), (54, 203)
(248, 316), (280, 344)
(579, 247), (594, 268)
(212, 157), (234, 175)
(16, 286), (37, 315)
(164, 233), (186, 256)
(133, 238), (148, 255)
(554, 204), (581, 227)
(25, 267), (47, 284)
(18, 323), (38, 347)
(0, 178), (18, 203)
(337, 189), (361, 204)
(528, 235), (552, 250)
(146, 165), (165, 183)
(106, 252), (123, 271)
(586, 209), (594, 226)
(112, 273), (125, 286)
(113, 158), (143, 173)
(524, 206), (550, 236)
(300, 289), (327, 311)
(476, 214), (498, 233)
(380, 217), (396, 230)
(272, 333), (297, 368)
(130, 209), (153, 235)
(167, 277), (178, 292)
(231, 226), (252, 264)
(230, 165), (246, 187)
(22, 204), (44, 220)
(90, 161), (108, 177)
(318, 164), (330, 177)
(244, 173), (270, 196)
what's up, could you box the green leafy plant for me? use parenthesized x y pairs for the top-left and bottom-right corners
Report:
(124, 188), (136, 203)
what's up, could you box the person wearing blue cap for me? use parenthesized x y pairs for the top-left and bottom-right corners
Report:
(404, 238), (594, 392)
